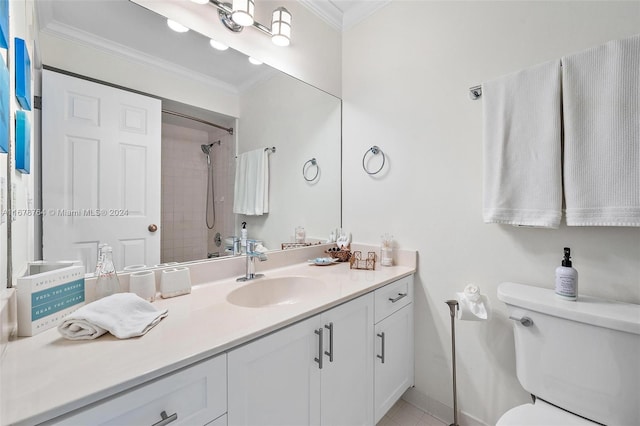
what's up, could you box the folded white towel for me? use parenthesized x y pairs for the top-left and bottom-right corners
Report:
(233, 148), (269, 215)
(58, 293), (168, 340)
(482, 59), (563, 228)
(562, 34), (640, 226)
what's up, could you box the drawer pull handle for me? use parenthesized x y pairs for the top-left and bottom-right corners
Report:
(324, 322), (334, 362)
(388, 292), (407, 303)
(377, 332), (385, 363)
(314, 328), (324, 369)
(152, 410), (178, 426)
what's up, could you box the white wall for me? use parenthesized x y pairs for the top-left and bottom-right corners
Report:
(8, 0), (37, 284)
(237, 73), (341, 248)
(38, 32), (240, 118)
(342, 1), (640, 425)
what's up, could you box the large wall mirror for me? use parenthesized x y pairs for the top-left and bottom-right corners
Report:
(32, 0), (341, 273)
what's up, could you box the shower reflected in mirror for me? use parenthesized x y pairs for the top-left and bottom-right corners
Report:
(201, 141), (221, 230)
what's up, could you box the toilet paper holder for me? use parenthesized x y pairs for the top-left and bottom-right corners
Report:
(445, 300), (460, 426)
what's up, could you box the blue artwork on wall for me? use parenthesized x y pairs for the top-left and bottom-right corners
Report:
(15, 37), (31, 110)
(15, 110), (30, 174)
(0, 0), (8, 49)
(0, 55), (8, 153)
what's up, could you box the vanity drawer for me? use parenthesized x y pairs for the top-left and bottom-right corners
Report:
(374, 276), (413, 323)
(50, 354), (227, 426)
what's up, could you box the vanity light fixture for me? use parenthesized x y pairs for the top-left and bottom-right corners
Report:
(202, 0), (292, 47)
(271, 7), (291, 47)
(167, 19), (189, 33)
(209, 39), (229, 51)
(231, 0), (255, 26)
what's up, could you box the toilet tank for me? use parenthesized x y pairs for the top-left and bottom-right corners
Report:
(498, 282), (640, 426)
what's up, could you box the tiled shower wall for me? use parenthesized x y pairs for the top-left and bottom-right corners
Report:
(161, 122), (235, 263)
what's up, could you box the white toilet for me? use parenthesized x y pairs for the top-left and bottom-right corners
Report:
(496, 282), (640, 425)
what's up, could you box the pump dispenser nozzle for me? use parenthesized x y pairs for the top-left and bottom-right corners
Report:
(562, 247), (572, 267)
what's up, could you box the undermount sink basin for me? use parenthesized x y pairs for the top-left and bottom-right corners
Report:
(227, 276), (327, 308)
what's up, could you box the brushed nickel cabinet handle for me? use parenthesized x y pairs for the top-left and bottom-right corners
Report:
(377, 332), (385, 363)
(314, 328), (324, 369)
(389, 293), (407, 303)
(324, 322), (334, 362)
(151, 410), (178, 426)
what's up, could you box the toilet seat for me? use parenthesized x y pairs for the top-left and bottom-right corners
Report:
(496, 400), (597, 426)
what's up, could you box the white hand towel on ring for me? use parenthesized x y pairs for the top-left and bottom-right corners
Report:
(456, 284), (491, 321)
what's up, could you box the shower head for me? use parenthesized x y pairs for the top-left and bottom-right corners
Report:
(201, 141), (221, 155)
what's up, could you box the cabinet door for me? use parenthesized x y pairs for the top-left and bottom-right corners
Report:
(227, 315), (322, 426)
(320, 293), (374, 426)
(374, 303), (414, 424)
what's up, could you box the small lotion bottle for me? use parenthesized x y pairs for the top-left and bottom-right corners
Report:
(555, 247), (578, 300)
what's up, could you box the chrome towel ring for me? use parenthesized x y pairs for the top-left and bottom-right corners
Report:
(362, 146), (385, 175)
(303, 158), (319, 182)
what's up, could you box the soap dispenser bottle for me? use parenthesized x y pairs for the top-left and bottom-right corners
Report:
(95, 245), (121, 300)
(555, 247), (578, 300)
(240, 222), (248, 253)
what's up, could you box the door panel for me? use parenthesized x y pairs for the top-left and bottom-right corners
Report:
(42, 70), (161, 272)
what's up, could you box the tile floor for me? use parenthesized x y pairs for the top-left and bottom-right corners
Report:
(377, 399), (447, 426)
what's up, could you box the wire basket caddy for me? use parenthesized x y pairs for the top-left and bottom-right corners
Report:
(349, 251), (377, 270)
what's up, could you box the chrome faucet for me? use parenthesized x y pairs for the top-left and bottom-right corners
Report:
(237, 239), (267, 282)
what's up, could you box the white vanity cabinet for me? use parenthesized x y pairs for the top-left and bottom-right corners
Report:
(227, 293), (374, 426)
(47, 354), (227, 426)
(373, 275), (415, 423)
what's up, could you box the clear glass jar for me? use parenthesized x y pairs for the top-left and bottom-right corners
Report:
(95, 246), (121, 299)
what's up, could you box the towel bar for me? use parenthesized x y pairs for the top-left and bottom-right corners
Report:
(469, 85), (482, 100)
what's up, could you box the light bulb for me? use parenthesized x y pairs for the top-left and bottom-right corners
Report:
(209, 39), (229, 51)
(248, 57), (263, 65)
(190, 0), (209, 4)
(167, 19), (189, 33)
(271, 7), (291, 47)
(231, 0), (254, 26)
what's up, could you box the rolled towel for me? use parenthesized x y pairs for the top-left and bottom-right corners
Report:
(463, 284), (481, 302)
(58, 293), (168, 340)
(456, 284), (491, 321)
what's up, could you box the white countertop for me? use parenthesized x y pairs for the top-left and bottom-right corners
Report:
(1, 251), (415, 425)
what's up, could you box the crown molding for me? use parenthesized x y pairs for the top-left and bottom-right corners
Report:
(341, 1), (391, 31)
(298, 0), (343, 31)
(40, 20), (239, 95)
(298, 0), (391, 31)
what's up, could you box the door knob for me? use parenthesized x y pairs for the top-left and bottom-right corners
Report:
(148, 224), (158, 232)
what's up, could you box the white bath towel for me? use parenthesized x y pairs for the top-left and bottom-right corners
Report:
(562, 34), (640, 226)
(482, 59), (563, 228)
(58, 293), (168, 340)
(233, 148), (269, 215)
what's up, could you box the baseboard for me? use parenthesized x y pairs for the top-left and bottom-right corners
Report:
(402, 387), (488, 426)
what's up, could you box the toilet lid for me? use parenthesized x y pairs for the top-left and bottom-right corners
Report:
(496, 401), (597, 426)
